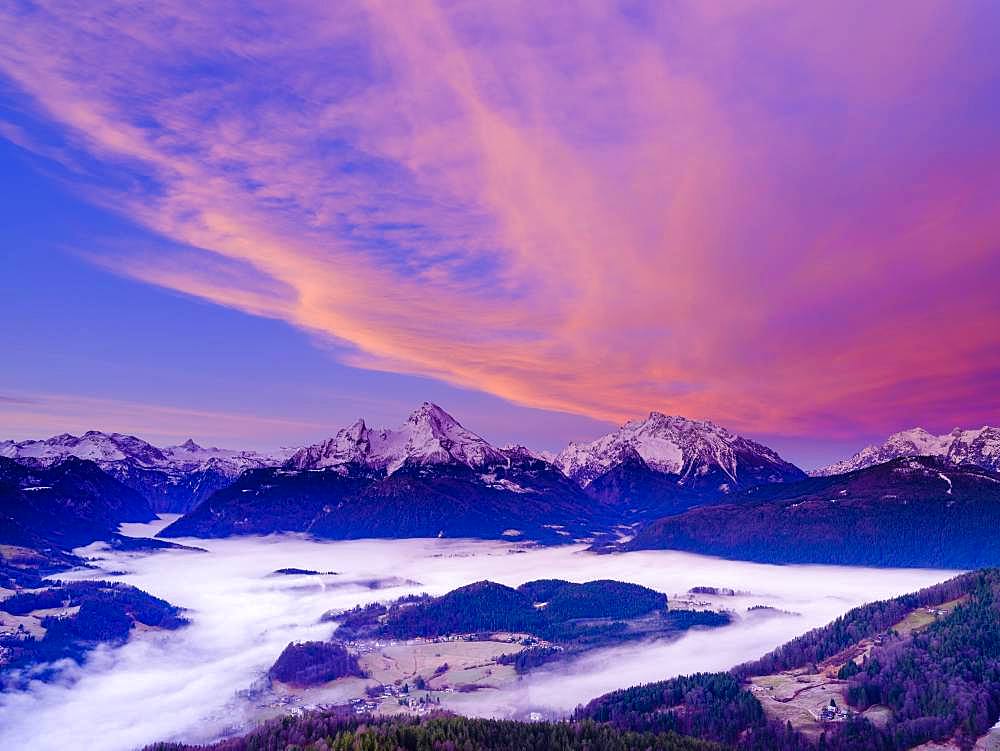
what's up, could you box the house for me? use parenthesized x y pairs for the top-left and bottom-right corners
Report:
(817, 698), (852, 722)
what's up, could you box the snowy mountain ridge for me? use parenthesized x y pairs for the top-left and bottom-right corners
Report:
(285, 402), (507, 475)
(554, 412), (805, 491)
(0, 405), (809, 494)
(812, 426), (1000, 476)
(0, 430), (290, 477)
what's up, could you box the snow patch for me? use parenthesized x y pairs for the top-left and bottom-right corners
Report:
(937, 472), (953, 495)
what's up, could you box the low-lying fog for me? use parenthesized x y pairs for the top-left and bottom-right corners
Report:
(0, 516), (958, 751)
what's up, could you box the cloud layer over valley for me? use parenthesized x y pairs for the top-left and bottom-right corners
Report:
(0, 519), (956, 751)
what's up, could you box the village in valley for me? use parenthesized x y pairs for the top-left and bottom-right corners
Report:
(249, 583), (776, 725)
(254, 630), (560, 722)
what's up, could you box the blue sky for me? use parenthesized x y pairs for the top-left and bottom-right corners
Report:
(1, 137), (618, 454)
(3, 2), (998, 469)
(1, 138), (866, 467)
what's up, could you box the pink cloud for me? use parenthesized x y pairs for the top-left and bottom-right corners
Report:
(1, 0), (997, 438)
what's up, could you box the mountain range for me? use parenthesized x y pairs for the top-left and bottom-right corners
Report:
(0, 431), (291, 513)
(157, 404), (815, 541)
(812, 426), (1000, 476)
(0, 456), (197, 587)
(0, 402), (805, 539)
(4, 405), (1000, 563)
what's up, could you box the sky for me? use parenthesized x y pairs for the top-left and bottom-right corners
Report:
(1, 1), (999, 469)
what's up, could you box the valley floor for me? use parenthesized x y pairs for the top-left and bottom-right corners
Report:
(0, 517), (962, 751)
(258, 634), (532, 721)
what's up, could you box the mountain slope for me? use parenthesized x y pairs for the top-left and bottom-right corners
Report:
(582, 449), (710, 521)
(0, 431), (289, 513)
(555, 413), (805, 520)
(0, 456), (162, 586)
(158, 459), (601, 543)
(285, 402), (506, 474)
(813, 425), (1000, 476)
(0, 456), (154, 549)
(623, 456), (1000, 567)
(161, 403), (608, 542)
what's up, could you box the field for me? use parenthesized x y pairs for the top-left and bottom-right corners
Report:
(0, 593), (80, 640)
(748, 596), (969, 742)
(263, 635), (530, 718)
(359, 637), (523, 690)
(749, 673), (847, 741)
(892, 596), (966, 637)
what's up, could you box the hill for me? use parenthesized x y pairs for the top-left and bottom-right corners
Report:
(622, 456), (1000, 567)
(577, 569), (1000, 750)
(267, 641), (366, 687)
(330, 578), (725, 678)
(335, 579), (676, 643)
(1, 580), (188, 688)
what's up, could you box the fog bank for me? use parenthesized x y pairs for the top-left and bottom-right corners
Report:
(0, 517), (957, 750)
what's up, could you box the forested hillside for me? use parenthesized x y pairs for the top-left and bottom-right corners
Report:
(732, 571), (980, 678)
(1, 580), (188, 687)
(334, 579), (723, 646)
(579, 569), (1000, 751)
(143, 713), (726, 751)
(0, 455), (178, 587)
(624, 457), (1000, 567)
(267, 641), (366, 687)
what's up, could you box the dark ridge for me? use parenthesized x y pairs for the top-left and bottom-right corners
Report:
(268, 567), (339, 576)
(623, 456), (1000, 568)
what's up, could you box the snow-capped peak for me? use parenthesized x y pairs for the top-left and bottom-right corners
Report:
(286, 402), (506, 475)
(400, 401), (507, 471)
(0, 430), (288, 477)
(813, 425), (1000, 476)
(1, 430), (168, 466)
(500, 444), (556, 463)
(554, 412), (803, 489)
